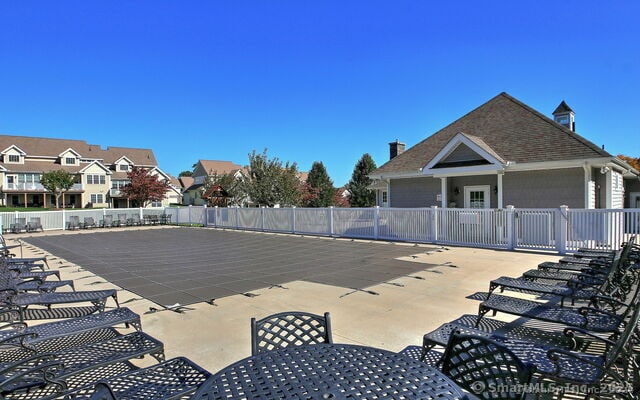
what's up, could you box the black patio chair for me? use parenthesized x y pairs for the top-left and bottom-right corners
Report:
(438, 333), (536, 400)
(0, 307), (141, 350)
(127, 214), (142, 226)
(10, 218), (28, 234)
(100, 215), (116, 228)
(477, 283), (640, 333)
(251, 311), (333, 355)
(83, 217), (97, 229)
(1, 286), (120, 321)
(0, 331), (165, 399)
(487, 250), (632, 306)
(66, 216), (81, 230)
(117, 214), (128, 227)
(62, 357), (211, 400)
(0, 273), (74, 293)
(27, 217), (44, 232)
(434, 306), (640, 399)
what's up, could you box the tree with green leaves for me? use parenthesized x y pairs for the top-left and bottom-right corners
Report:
(178, 170), (193, 177)
(347, 153), (377, 207)
(40, 170), (77, 208)
(120, 167), (170, 207)
(243, 149), (301, 207)
(306, 161), (335, 207)
(203, 171), (244, 206)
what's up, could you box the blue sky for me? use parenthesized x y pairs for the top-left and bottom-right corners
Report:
(1, 1), (638, 185)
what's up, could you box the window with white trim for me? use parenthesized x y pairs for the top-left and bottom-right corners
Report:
(90, 194), (104, 203)
(7, 154), (20, 163)
(119, 164), (129, 171)
(65, 157), (76, 165)
(86, 174), (105, 184)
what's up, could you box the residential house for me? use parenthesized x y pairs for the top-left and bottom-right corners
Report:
(369, 93), (639, 209)
(183, 160), (243, 205)
(0, 135), (180, 208)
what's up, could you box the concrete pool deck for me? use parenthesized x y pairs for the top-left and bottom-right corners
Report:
(10, 226), (559, 373)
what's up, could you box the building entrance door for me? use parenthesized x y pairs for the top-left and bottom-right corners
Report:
(464, 185), (491, 208)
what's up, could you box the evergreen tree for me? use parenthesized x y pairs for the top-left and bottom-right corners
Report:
(306, 161), (336, 207)
(347, 153), (377, 207)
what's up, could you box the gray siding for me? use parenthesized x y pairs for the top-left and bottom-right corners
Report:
(503, 168), (585, 208)
(442, 144), (483, 163)
(448, 175), (498, 208)
(625, 178), (640, 208)
(390, 177), (441, 207)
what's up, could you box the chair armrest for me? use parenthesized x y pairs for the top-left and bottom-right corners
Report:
(588, 294), (626, 311)
(563, 326), (616, 350)
(546, 348), (605, 380)
(0, 353), (66, 394)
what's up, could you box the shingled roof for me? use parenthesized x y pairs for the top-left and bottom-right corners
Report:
(0, 135), (157, 166)
(373, 92), (610, 176)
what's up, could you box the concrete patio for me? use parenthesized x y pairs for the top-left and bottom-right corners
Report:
(11, 225), (559, 373)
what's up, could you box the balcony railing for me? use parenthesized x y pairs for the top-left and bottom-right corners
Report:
(3, 183), (84, 191)
(110, 188), (124, 197)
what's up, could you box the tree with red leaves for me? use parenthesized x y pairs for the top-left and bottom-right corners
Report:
(618, 154), (640, 171)
(120, 167), (170, 207)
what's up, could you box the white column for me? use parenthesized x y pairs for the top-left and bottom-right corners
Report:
(497, 173), (503, 209)
(440, 177), (447, 208)
(605, 169), (612, 209)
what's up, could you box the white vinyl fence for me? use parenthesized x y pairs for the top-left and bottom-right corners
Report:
(2, 205), (639, 255)
(199, 205), (640, 254)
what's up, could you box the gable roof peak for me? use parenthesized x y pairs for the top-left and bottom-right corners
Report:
(553, 100), (574, 115)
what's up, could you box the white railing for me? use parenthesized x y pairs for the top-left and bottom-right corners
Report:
(2, 205), (639, 255)
(4, 183), (83, 191)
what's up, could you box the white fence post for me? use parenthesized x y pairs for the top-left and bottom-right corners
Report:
(212, 206), (217, 227)
(374, 206), (380, 240)
(188, 205), (192, 225)
(430, 206), (438, 243)
(235, 207), (240, 230)
(506, 205), (516, 250)
(62, 209), (66, 230)
(261, 207), (265, 231)
(329, 206), (334, 236)
(556, 205), (569, 255)
(291, 207), (296, 234)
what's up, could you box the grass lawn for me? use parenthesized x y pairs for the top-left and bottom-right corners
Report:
(0, 206), (52, 212)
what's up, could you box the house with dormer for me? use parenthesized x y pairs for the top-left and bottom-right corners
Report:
(183, 160), (244, 205)
(0, 135), (181, 208)
(369, 93), (639, 209)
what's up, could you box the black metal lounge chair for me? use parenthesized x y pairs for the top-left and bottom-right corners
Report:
(251, 311), (333, 355)
(2, 287), (120, 321)
(0, 307), (141, 349)
(436, 333), (536, 400)
(83, 217), (98, 229)
(0, 331), (165, 399)
(433, 306), (640, 399)
(126, 214), (142, 226)
(1, 274), (75, 293)
(117, 214), (128, 227)
(58, 357), (211, 400)
(100, 215), (116, 228)
(27, 217), (44, 232)
(487, 251), (630, 306)
(476, 285), (639, 333)
(67, 216), (81, 230)
(10, 218), (28, 234)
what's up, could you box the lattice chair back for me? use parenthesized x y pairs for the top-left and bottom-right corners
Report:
(441, 333), (535, 400)
(251, 311), (333, 355)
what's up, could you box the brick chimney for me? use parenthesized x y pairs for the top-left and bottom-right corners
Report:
(389, 139), (406, 160)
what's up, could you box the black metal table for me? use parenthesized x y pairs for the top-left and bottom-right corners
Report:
(191, 343), (468, 399)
